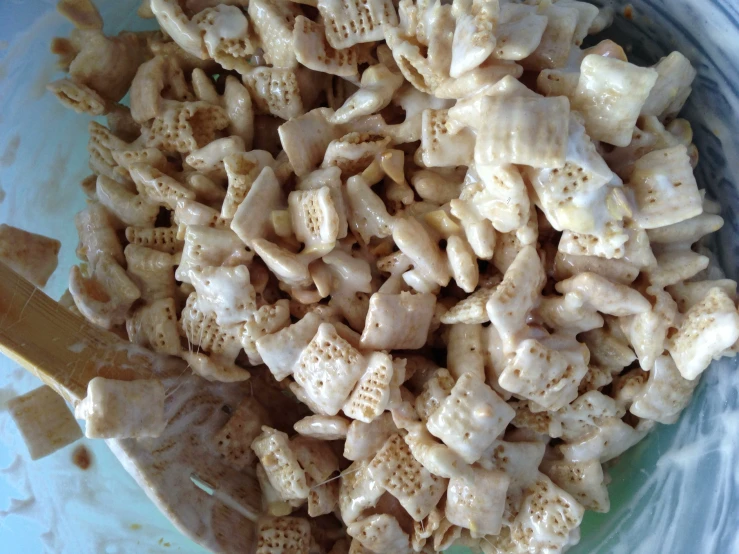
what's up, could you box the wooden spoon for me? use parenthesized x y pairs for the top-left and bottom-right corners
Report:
(0, 262), (261, 553)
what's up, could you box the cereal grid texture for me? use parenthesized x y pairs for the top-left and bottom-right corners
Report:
(40, 0), (739, 552)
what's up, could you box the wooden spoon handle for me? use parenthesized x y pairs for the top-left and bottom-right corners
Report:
(0, 262), (152, 403)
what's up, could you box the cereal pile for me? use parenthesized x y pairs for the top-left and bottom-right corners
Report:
(47, 0), (739, 552)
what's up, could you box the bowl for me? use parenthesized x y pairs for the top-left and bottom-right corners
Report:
(0, 1), (737, 552)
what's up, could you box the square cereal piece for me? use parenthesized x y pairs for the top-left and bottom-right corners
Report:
(541, 458), (610, 513)
(521, 3), (578, 71)
(293, 16), (359, 78)
(256, 516), (311, 554)
(294, 323), (366, 415)
(641, 51), (696, 119)
(581, 327), (636, 373)
(667, 279), (738, 313)
(257, 312), (324, 381)
(368, 434), (448, 522)
(344, 412), (397, 461)
(486, 245), (546, 353)
(360, 292), (436, 350)
(179, 293), (244, 363)
(230, 166), (283, 248)
(628, 145), (702, 229)
(126, 297), (181, 356)
(559, 417), (650, 463)
(414, 368), (455, 422)
(556, 390), (622, 442)
(0, 224), (61, 288)
(510, 474), (585, 554)
(475, 95), (570, 168)
(8, 386), (82, 460)
(214, 398), (269, 470)
(247, 0), (302, 69)
(667, 287), (739, 380)
(426, 372), (515, 464)
(572, 55), (658, 147)
(288, 187), (341, 251)
(647, 250), (709, 288)
(339, 460), (384, 524)
(251, 426), (310, 501)
(347, 514), (411, 553)
(242, 67), (304, 120)
(446, 465), (510, 537)
(419, 109), (475, 167)
(343, 352), (395, 423)
(278, 108), (340, 177)
(317, 0), (398, 49)
(175, 225), (254, 284)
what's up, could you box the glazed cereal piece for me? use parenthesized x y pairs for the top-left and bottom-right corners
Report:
(290, 434), (340, 504)
(242, 67), (304, 120)
(667, 287), (739, 380)
(124, 245), (177, 304)
(344, 412), (397, 461)
(541, 458), (609, 513)
(460, 163), (530, 234)
(572, 55), (658, 146)
(521, 3), (578, 71)
(240, 300), (292, 364)
(181, 350), (251, 382)
(474, 95), (570, 168)
(419, 109), (476, 167)
(343, 352), (395, 423)
(189, 265), (256, 326)
(293, 323), (367, 416)
(150, 0), (202, 58)
(87, 121), (131, 184)
(393, 217), (451, 287)
(331, 64), (405, 124)
(536, 294), (604, 335)
(293, 16), (358, 78)
(256, 516), (311, 554)
(411, 506), (444, 552)
(446, 323), (485, 381)
(69, 255), (141, 329)
(414, 368), (455, 422)
(75, 377), (165, 439)
(556, 390), (622, 442)
(318, 0), (398, 49)
(126, 298), (180, 355)
(250, 239), (312, 289)
(560, 417), (652, 463)
(175, 225), (254, 284)
(294, 414), (350, 441)
(427, 372), (515, 464)
(446, 465), (510, 537)
(340, 460), (385, 524)
(288, 187), (341, 252)
(145, 101), (230, 154)
(347, 514), (411, 553)
(252, 427), (310, 501)
(620, 286), (678, 371)
(630, 354), (698, 424)
(8, 386), (82, 460)
(185, 136), (246, 183)
(257, 313), (324, 381)
(257, 463), (296, 517)
(346, 175), (396, 242)
(555, 272), (651, 316)
(667, 279), (737, 313)
(179, 293), (244, 362)
(192, 5), (254, 73)
(641, 51), (697, 120)
(129, 56), (193, 124)
(581, 327), (636, 373)
(129, 164), (195, 210)
(553, 251), (639, 285)
(0, 225), (61, 288)
(75, 202), (124, 266)
(490, 3), (547, 61)
(646, 213), (723, 250)
(95, 174), (157, 229)
(449, 0), (499, 77)
(441, 286), (497, 325)
(628, 145), (702, 229)
(499, 338), (587, 412)
(478, 439), (546, 524)
(486, 246), (546, 353)
(48, 78), (107, 115)
(248, 0), (302, 69)
(222, 151), (277, 219)
(432, 517), (463, 552)
(322, 132), (391, 177)
(368, 434), (448, 522)
(278, 108), (339, 177)
(360, 292), (436, 351)
(230, 167), (283, 247)
(647, 250), (709, 288)
(509, 474), (585, 554)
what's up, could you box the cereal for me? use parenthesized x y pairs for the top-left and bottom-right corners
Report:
(49, 4), (733, 552)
